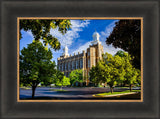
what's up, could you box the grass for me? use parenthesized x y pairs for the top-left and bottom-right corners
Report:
(96, 90), (141, 96)
(20, 87), (31, 90)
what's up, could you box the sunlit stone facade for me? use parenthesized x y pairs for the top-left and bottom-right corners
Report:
(57, 32), (103, 85)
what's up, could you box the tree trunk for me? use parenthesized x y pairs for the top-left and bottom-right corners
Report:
(130, 84), (132, 92)
(32, 85), (36, 98)
(110, 87), (113, 93)
(80, 82), (83, 87)
(95, 83), (97, 87)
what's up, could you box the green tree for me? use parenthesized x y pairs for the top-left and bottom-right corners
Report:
(115, 50), (125, 57)
(20, 19), (71, 50)
(106, 20), (141, 69)
(90, 52), (126, 93)
(54, 70), (64, 87)
(69, 69), (83, 86)
(20, 41), (56, 98)
(56, 76), (70, 90)
(90, 51), (141, 93)
(102, 53), (126, 93)
(115, 51), (141, 91)
(89, 66), (101, 86)
(125, 68), (140, 91)
(123, 64), (141, 91)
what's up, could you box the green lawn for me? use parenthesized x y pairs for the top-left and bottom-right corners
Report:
(96, 90), (141, 96)
(20, 87), (31, 90)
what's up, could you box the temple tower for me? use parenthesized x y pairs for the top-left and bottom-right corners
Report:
(63, 45), (69, 57)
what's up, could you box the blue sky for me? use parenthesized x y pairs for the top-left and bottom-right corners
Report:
(20, 19), (122, 64)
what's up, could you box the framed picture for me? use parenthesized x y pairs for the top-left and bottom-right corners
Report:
(0, 0), (159, 119)
(17, 17), (143, 102)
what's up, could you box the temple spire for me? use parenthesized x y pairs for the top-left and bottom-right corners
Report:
(91, 31), (101, 45)
(63, 45), (69, 57)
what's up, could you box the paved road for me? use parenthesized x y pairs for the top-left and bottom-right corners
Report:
(20, 87), (141, 100)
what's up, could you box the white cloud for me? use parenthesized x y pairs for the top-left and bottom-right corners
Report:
(26, 30), (33, 37)
(100, 20), (122, 55)
(21, 30), (33, 39)
(50, 20), (90, 59)
(103, 45), (122, 55)
(72, 41), (91, 54)
(71, 20), (122, 56)
(100, 20), (118, 41)
(50, 20), (90, 48)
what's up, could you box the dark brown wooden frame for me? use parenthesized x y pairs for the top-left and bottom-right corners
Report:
(0, 0), (159, 119)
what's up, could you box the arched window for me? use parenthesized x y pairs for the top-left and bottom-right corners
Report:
(80, 59), (83, 68)
(72, 61), (74, 70)
(62, 64), (63, 71)
(76, 60), (79, 69)
(68, 62), (70, 70)
(65, 63), (67, 71)
(88, 59), (90, 68)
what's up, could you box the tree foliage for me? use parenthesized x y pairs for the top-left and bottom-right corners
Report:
(55, 75), (70, 90)
(115, 50), (125, 57)
(53, 70), (69, 89)
(69, 69), (83, 86)
(101, 53), (126, 93)
(20, 41), (56, 98)
(53, 70), (64, 85)
(124, 66), (141, 91)
(106, 20), (141, 69)
(90, 51), (141, 93)
(89, 66), (102, 86)
(115, 51), (141, 91)
(20, 19), (71, 50)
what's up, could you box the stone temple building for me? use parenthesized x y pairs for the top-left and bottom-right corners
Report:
(57, 31), (103, 85)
